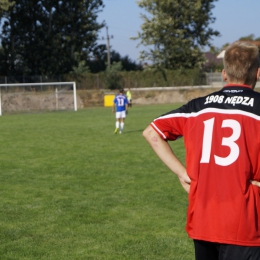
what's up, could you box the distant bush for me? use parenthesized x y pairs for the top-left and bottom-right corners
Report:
(103, 62), (123, 90)
(34, 68), (208, 90)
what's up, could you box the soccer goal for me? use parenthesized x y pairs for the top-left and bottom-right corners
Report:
(0, 82), (77, 116)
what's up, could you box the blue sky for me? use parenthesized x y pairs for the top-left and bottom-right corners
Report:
(97, 0), (260, 63)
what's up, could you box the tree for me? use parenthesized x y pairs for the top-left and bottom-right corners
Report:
(104, 61), (123, 90)
(0, 0), (105, 76)
(133, 0), (220, 69)
(238, 34), (260, 43)
(88, 49), (143, 73)
(239, 34), (255, 41)
(87, 44), (107, 73)
(221, 43), (230, 50)
(109, 51), (143, 71)
(0, 0), (15, 15)
(209, 45), (221, 55)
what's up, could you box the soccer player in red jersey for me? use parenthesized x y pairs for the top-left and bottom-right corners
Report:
(143, 41), (260, 260)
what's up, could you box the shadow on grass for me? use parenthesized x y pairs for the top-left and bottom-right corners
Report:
(123, 129), (144, 134)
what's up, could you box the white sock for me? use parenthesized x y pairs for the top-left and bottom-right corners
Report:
(120, 122), (124, 132)
(116, 121), (119, 128)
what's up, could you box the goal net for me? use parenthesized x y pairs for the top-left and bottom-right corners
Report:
(0, 82), (77, 116)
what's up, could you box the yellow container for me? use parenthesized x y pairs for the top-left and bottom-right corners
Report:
(104, 94), (115, 107)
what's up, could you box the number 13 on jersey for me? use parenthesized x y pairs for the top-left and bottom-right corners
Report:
(200, 118), (241, 166)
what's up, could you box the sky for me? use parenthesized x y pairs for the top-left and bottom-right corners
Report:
(97, 0), (260, 63)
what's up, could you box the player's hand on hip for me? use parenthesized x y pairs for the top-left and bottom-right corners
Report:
(250, 180), (260, 188)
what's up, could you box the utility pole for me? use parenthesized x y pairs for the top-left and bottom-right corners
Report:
(106, 26), (111, 68)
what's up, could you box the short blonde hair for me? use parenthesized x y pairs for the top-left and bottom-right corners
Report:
(224, 41), (260, 85)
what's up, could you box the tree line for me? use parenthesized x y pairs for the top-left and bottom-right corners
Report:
(0, 0), (142, 76)
(0, 0), (259, 80)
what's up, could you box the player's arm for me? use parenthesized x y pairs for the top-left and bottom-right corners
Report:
(251, 180), (260, 188)
(112, 103), (116, 113)
(143, 125), (191, 193)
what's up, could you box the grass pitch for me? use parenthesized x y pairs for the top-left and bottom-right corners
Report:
(0, 104), (194, 259)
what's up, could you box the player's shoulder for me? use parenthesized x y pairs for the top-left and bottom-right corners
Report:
(188, 87), (260, 114)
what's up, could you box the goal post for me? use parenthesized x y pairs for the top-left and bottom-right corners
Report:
(0, 81), (77, 116)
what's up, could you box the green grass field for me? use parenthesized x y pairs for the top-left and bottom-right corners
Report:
(0, 104), (194, 260)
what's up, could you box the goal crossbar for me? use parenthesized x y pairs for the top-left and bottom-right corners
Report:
(0, 81), (77, 116)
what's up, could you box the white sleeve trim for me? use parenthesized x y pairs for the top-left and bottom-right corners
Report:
(151, 122), (167, 140)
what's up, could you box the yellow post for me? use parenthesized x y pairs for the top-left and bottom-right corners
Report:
(104, 94), (115, 107)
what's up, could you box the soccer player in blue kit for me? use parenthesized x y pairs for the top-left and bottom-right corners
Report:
(112, 89), (128, 134)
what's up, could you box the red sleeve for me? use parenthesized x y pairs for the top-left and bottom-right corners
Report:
(151, 116), (185, 141)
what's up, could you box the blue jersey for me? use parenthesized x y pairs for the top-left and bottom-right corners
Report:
(114, 94), (128, 112)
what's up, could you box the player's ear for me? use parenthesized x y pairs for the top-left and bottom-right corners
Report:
(222, 69), (228, 82)
(256, 68), (260, 81)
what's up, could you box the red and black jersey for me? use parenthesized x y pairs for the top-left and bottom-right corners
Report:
(151, 84), (260, 246)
